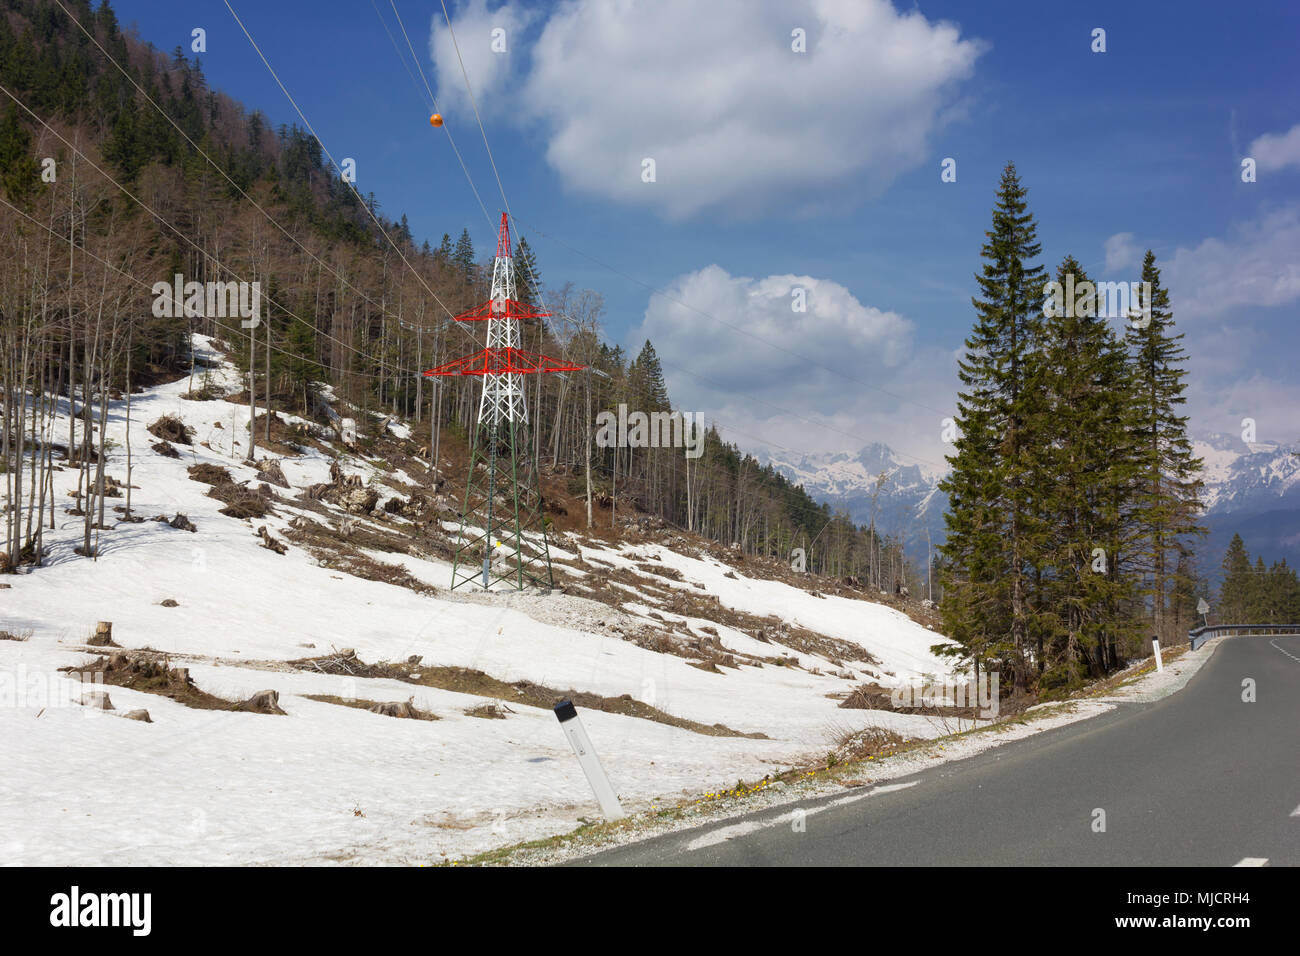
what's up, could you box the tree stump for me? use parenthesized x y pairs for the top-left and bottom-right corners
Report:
(242, 689), (286, 714)
(88, 621), (118, 646)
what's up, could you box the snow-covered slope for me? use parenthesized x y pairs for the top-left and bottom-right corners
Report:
(0, 338), (959, 865)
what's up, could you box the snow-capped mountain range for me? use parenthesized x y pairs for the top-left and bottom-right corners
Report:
(760, 434), (1300, 576)
(757, 443), (949, 566)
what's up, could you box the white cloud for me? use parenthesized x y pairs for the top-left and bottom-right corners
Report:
(1188, 371), (1300, 446)
(630, 266), (955, 468)
(1103, 231), (1139, 273)
(1159, 206), (1300, 443)
(1165, 204), (1300, 320)
(429, 0), (535, 114)
(1247, 122), (1300, 172)
(433, 0), (983, 219)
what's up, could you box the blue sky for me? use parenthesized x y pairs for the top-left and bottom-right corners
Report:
(110, 0), (1300, 470)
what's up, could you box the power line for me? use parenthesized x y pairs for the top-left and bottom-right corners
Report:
(510, 212), (952, 420)
(222, 0), (473, 348)
(257, 0), (955, 457)
(382, 0), (494, 230)
(0, 191), (383, 383)
(437, 0), (513, 225)
(190, 5), (944, 489)
(50, 0), (435, 361)
(0, 79), (408, 379)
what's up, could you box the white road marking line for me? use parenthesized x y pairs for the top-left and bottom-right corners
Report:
(1290, 803), (1300, 818)
(686, 819), (769, 851)
(1269, 639), (1300, 663)
(685, 780), (919, 851)
(1233, 857), (1268, 867)
(827, 780), (918, 808)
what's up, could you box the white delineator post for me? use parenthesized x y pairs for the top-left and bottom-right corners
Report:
(1152, 638), (1163, 673)
(554, 699), (625, 821)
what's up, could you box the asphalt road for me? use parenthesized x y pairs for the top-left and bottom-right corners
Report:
(578, 634), (1300, 866)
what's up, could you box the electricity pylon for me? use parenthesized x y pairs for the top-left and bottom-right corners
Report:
(424, 213), (582, 590)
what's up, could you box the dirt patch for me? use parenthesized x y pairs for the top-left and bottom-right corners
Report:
(61, 654), (286, 714)
(148, 414), (193, 445)
(573, 560), (877, 669)
(304, 694), (439, 720)
(254, 458), (291, 488)
(465, 702), (512, 719)
(159, 513), (197, 532)
(181, 381), (227, 402)
(188, 463), (232, 486)
(282, 512), (450, 593)
(287, 650), (766, 739)
(187, 463), (276, 519)
(634, 562), (684, 581)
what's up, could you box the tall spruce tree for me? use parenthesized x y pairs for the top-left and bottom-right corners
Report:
(1125, 250), (1205, 641)
(1034, 256), (1138, 685)
(938, 162), (1047, 691)
(514, 236), (541, 305)
(1277, 560), (1300, 622)
(1218, 533), (1252, 623)
(1247, 556), (1270, 623)
(629, 340), (670, 411)
(0, 103), (39, 202)
(452, 228), (476, 287)
(435, 232), (453, 264)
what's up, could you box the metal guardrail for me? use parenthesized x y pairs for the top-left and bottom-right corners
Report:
(1187, 624), (1300, 650)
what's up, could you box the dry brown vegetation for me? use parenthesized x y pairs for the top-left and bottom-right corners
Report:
(61, 653), (286, 714)
(147, 414), (192, 445)
(304, 694), (439, 720)
(186, 463), (276, 519)
(287, 650), (766, 738)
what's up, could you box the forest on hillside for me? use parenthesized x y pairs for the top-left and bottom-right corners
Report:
(1217, 533), (1300, 625)
(0, 0), (912, 585)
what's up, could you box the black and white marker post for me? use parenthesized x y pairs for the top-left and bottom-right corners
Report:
(553, 699), (625, 821)
(1152, 636), (1164, 673)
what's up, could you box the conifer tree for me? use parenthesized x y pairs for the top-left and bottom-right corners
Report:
(514, 236), (541, 305)
(1276, 560), (1300, 622)
(452, 228), (476, 286)
(1247, 556), (1270, 624)
(1169, 550), (1203, 634)
(1034, 256), (1137, 684)
(1218, 533), (1252, 623)
(938, 162), (1046, 691)
(1126, 250), (1205, 641)
(0, 103), (39, 202)
(629, 340), (670, 411)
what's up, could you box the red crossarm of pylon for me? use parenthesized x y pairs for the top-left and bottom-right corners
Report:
(423, 346), (583, 377)
(449, 297), (551, 322)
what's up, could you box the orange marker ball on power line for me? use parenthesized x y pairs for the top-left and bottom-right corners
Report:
(429, 113), (443, 127)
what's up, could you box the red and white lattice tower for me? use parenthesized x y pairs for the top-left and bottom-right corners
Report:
(424, 213), (582, 590)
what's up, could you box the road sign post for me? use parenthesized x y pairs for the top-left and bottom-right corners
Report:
(554, 699), (625, 821)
